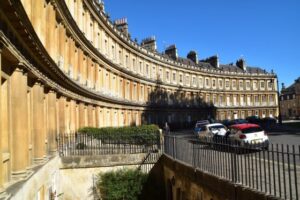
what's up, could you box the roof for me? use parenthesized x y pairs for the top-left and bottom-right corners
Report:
(281, 77), (300, 95)
(229, 123), (260, 130)
(161, 54), (270, 75)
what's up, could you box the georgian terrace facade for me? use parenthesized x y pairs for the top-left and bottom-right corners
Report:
(0, 0), (278, 193)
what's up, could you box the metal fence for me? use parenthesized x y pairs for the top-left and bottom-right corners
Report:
(57, 133), (160, 156)
(164, 135), (300, 200)
(137, 150), (161, 173)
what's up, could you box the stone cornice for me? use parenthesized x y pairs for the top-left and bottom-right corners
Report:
(54, 0), (277, 95)
(2, 0), (152, 109)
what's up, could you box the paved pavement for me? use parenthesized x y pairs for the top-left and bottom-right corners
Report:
(268, 132), (300, 146)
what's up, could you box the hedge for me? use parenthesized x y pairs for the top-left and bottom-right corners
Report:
(78, 125), (160, 144)
(97, 169), (147, 200)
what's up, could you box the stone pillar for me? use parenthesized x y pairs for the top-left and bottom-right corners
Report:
(79, 103), (85, 128)
(90, 63), (95, 89)
(0, 45), (3, 192)
(70, 100), (76, 134)
(75, 103), (79, 131)
(46, 3), (55, 58)
(65, 99), (70, 134)
(32, 81), (46, 162)
(47, 90), (57, 154)
(74, 48), (78, 80)
(87, 105), (93, 127)
(82, 56), (87, 85)
(64, 37), (70, 74)
(10, 65), (29, 176)
(58, 96), (66, 135)
(95, 64), (99, 91)
(58, 23), (65, 70)
(32, 0), (46, 45)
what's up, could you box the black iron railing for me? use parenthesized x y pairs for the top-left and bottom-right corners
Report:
(137, 149), (161, 173)
(164, 135), (300, 200)
(57, 133), (160, 156)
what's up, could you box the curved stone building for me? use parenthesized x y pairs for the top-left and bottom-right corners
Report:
(0, 0), (278, 197)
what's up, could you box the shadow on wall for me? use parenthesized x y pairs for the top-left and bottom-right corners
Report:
(141, 79), (216, 131)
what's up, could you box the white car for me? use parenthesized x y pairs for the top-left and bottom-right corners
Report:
(228, 123), (269, 149)
(197, 123), (228, 138)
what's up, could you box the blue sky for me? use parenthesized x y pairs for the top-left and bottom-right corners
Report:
(105, 0), (300, 88)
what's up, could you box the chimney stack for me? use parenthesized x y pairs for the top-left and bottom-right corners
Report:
(95, 0), (105, 13)
(141, 36), (157, 52)
(187, 51), (198, 64)
(165, 45), (178, 60)
(236, 58), (247, 71)
(114, 18), (129, 37)
(202, 55), (219, 68)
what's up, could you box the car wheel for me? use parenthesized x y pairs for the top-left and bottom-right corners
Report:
(263, 145), (269, 151)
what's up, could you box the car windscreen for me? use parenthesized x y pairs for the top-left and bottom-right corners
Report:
(196, 124), (206, 128)
(209, 125), (225, 130)
(242, 127), (263, 134)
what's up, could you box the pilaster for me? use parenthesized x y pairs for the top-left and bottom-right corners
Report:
(47, 90), (57, 154)
(58, 23), (65, 70)
(0, 44), (3, 193)
(79, 103), (85, 128)
(65, 99), (71, 134)
(10, 65), (29, 177)
(74, 47), (78, 80)
(64, 37), (70, 74)
(75, 102), (79, 131)
(69, 100), (76, 133)
(87, 105), (93, 127)
(32, 80), (46, 162)
(58, 96), (66, 135)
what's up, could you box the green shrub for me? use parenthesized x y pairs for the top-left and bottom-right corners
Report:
(97, 169), (147, 200)
(78, 125), (160, 145)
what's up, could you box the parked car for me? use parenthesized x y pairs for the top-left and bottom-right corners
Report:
(227, 123), (269, 150)
(222, 119), (248, 128)
(245, 116), (261, 124)
(197, 123), (228, 138)
(194, 120), (210, 135)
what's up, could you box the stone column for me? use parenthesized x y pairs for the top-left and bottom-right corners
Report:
(65, 99), (70, 134)
(58, 96), (66, 135)
(10, 65), (29, 177)
(74, 48), (78, 80)
(79, 103), (85, 128)
(95, 64), (99, 91)
(90, 63), (95, 89)
(87, 105), (93, 127)
(75, 103), (79, 131)
(58, 23), (65, 70)
(82, 56), (87, 85)
(32, 81), (46, 162)
(64, 37), (70, 74)
(47, 90), (57, 154)
(0, 45), (3, 192)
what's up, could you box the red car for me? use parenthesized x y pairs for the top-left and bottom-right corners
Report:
(227, 123), (269, 150)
